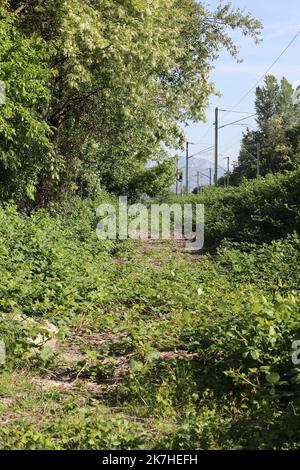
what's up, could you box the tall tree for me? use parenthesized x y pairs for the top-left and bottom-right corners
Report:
(232, 75), (300, 185)
(0, 2), (58, 204)
(2, 0), (261, 205)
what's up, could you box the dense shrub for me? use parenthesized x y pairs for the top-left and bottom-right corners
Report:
(167, 168), (300, 246)
(0, 180), (299, 449)
(0, 194), (133, 366)
(110, 236), (300, 449)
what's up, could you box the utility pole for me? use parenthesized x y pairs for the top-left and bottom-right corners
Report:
(213, 108), (255, 186)
(214, 107), (219, 186)
(256, 143), (260, 177)
(208, 167), (212, 186)
(185, 141), (189, 194)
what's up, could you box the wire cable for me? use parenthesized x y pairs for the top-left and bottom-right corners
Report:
(228, 30), (300, 112)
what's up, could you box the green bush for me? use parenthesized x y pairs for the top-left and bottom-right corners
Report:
(109, 235), (300, 448)
(1, 182), (299, 449)
(0, 195), (133, 367)
(167, 168), (300, 246)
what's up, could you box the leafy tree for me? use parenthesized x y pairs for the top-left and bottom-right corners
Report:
(0, 3), (58, 204)
(232, 75), (300, 185)
(2, 1), (261, 205)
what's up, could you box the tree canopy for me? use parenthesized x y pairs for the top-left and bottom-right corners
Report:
(1, 0), (261, 206)
(231, 75), (300, 185)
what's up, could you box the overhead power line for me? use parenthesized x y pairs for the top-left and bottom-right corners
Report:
(189, 145), (215, 159)
(218, 114), (256, 130)
(219, 110), (254, 115)
(192, 29), (300, 185)
(197, 30), (299, 145)
(228, 30), (300, 112)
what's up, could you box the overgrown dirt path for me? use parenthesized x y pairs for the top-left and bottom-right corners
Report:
(0, 239), (203, 449)
(34, 239), (199, 391)
(2, 235), (300, 450)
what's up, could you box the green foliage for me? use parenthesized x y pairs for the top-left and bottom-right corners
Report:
(0, 193), (134, 366)
(0, 193), (300, 448)
(0, 376), (147, 449)
(110, 236), (300, 449)
(232, 75), (300, 184)
(127, 156), (177, 199)
(0, 4), (59, 203)
(1, 2), (300, 451)
(168, 167), (300, 246)
(1, 0), (261, 205)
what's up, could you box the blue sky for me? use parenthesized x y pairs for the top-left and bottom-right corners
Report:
(180, 0), (300, 189)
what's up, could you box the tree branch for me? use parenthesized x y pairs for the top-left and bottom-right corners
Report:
(14, 4), (26, 15)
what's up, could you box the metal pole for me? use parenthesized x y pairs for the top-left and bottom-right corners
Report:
(214, 107), (219, 186)
(186, 142), (189, 194)
(209, 168), (212, 186)
(256, 143), (260, 177)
